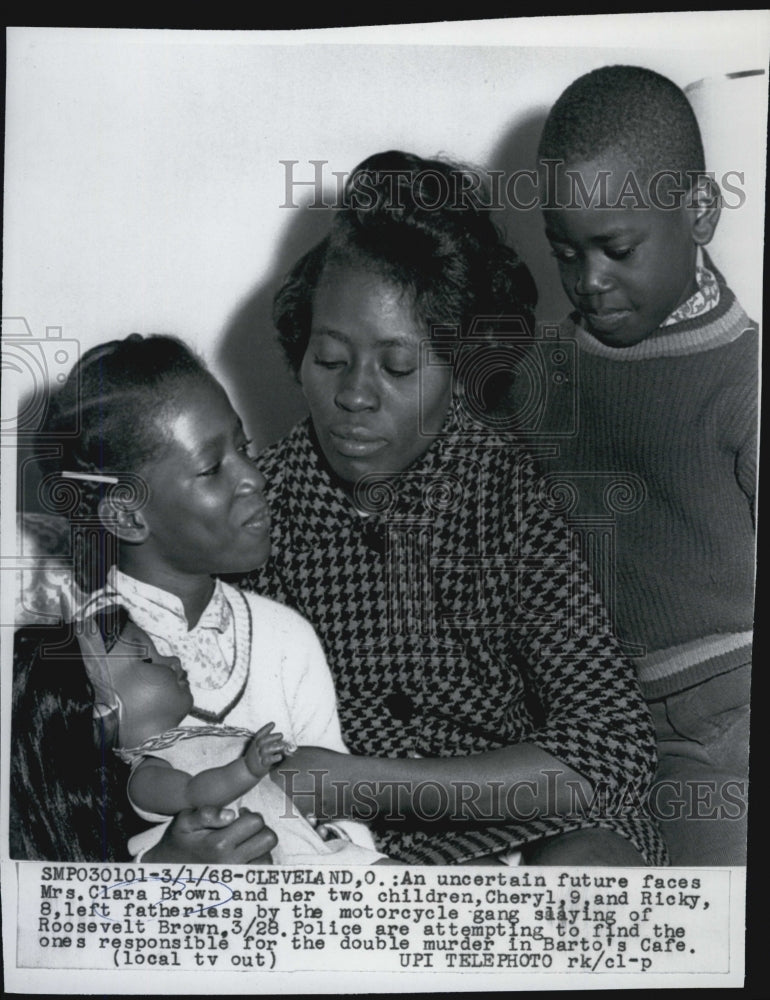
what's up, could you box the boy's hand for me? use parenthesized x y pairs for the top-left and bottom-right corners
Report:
(245, 722), (290, 779)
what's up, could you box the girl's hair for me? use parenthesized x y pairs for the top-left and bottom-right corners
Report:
(10, 612), (140, 861)
(273, 149), (538, 407)
(40, 333), (212, 591)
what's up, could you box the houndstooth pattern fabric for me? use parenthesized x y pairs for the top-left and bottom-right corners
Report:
(238, 414), (667, 865)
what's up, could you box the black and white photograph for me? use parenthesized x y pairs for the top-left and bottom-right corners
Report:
(1, 14), (766, 993)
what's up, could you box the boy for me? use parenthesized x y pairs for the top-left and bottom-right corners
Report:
(533, 65), (757, 864)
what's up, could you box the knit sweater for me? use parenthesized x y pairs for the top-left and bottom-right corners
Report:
(240, 412), (666, 865)
(530, 281), (757, 699)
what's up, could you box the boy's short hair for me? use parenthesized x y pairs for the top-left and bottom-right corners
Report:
(538, 65), (706, 183)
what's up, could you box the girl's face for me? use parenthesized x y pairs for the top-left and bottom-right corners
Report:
(106, 620), (193, 747)
(299, 267), (453, 490)
(135, 377), (271, 582)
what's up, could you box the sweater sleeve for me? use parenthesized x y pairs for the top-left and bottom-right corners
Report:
(501, 450), (657, 803)
(731, 370), (758, 525)
(713, 327), (759, 524)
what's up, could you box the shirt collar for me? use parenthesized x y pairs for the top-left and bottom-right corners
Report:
(660, 246), (721, 327)
(81, 567), (231, 635)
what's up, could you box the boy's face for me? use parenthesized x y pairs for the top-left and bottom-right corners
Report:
(542, 156), (709, 347)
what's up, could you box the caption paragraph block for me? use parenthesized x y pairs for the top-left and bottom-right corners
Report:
(14, 863), (735, 976)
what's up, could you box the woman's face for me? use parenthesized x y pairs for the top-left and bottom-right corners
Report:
(299, 267), (453, 490)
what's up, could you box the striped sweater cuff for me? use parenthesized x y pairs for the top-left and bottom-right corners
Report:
(638, 631), (753, 700)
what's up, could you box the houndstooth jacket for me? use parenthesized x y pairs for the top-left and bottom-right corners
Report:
(239, 412), (667, 865)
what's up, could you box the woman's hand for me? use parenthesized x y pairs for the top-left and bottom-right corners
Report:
(144, 806), (278, 864)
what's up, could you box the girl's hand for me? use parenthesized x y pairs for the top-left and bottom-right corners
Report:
(146, 806), (278, 864)
(245, 722), (290, 779)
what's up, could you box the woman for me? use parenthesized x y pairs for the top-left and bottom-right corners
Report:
(238, 150), (667, 866)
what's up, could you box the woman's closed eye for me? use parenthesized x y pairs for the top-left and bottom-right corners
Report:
(313, 354), (346, 370)
(384, 363), (415, 378)
(312, 349), (415, 377)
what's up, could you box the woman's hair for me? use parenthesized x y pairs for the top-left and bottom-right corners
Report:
(10, 613), (139, 861)
(273, 150), (538, 407)
(40, 333), (212, 591)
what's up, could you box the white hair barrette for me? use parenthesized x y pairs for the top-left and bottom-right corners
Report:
(61, 470), (120, 485)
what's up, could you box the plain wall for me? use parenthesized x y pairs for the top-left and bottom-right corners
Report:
(4, 17), (768, 453)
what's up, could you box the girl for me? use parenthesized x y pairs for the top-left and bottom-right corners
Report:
(12, 333), (381, 862)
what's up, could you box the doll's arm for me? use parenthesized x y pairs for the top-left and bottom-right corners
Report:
(130, 723), (287, 816)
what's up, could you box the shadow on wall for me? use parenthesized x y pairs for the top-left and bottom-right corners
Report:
(488, 106), (572, 329)
(216, 204), (335, 453)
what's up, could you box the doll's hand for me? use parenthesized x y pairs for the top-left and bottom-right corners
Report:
(245, 722), (289, 779)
